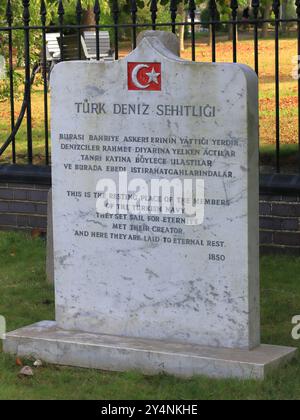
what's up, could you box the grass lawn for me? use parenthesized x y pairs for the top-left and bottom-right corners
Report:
(0, 231), (299, 400)
(1, 33), (299, 167)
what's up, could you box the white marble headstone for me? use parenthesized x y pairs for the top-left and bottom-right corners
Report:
(51, 34), (260, 350)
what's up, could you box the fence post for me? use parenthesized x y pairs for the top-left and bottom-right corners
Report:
(188, 0), (196, 62)
(130, 0), (137, 50)
(22, 0), (33, 164)
(273, 0), (281, 173)
(6, 0), (15, 164)
(112, 0), (119, 60)
(296, 0), (300, 170)
(76, 0), (83, 60)
(150, 0), (158, 31)
(58, 0), (65, 61)
(230, 0), (238, 63)
(252, 0), (260, 75)
(170, 0), (177, 35)
(94, 0), (101, 60)
(40, 0), (49, 165)
(209, 0), (217, 62)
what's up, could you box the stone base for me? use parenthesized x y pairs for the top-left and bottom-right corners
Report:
(3, 321), (297, 380)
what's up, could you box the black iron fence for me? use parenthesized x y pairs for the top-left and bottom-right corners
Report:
(0, 0), (300, 174)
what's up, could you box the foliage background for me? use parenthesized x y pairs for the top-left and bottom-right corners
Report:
(0, 0), (298, 100)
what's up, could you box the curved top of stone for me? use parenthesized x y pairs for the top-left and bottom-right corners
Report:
(137, 31), (180, 57)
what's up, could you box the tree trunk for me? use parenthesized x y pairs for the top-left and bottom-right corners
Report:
(83, 7), (95, 30)
(177, 2), (185, 53)
(179, 26), (185, 52)
(262, 1), (272, 38)
(228, 24), (233, 41)
(281, 0), (288, 33)
(228, 23), (238, 42)
(208, 26), (212, 46)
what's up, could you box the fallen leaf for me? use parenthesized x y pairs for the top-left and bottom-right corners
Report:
(16, 358), (23, 367)
(19, 366), (34, 377)
(31, 229), (42, 238)
(33, 359), (43, 368)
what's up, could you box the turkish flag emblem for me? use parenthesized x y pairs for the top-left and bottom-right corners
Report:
(128, 62), (161, 91)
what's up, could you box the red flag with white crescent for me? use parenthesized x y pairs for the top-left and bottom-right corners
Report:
(128, 62), (162, 91)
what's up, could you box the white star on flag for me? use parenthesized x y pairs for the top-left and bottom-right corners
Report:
(146, 67), (160, 84)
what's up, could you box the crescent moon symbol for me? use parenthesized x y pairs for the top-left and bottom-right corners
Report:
(132, 64), (150, 89)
